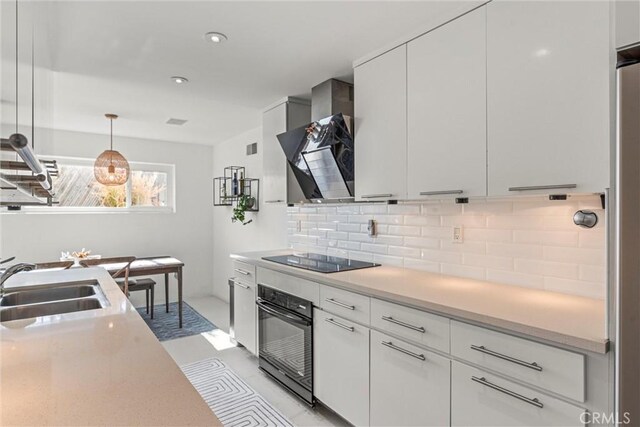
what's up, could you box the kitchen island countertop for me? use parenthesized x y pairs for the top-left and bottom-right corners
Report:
(0, 267), (220, 426)
(232, 250), (608, 354)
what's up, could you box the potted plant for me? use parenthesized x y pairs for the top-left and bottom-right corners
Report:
(232, 195), (255, 225)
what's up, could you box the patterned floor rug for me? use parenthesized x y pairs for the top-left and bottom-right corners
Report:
(136, 302), (217, 341)
(181, 358), (294, 427)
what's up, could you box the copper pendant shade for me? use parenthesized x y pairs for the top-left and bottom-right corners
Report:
(94, 114), (130, 186)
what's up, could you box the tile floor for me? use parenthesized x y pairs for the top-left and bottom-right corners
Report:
(162, 295), (349, 427)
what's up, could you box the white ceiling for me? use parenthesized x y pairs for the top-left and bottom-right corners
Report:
(41, 1), (477, 145)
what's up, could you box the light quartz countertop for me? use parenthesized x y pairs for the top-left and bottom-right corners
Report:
(232, 250), (608, 354)
(0, 268), (220, 426)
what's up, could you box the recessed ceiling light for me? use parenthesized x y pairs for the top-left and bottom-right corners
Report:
(204, 32), (228, 44)
(171, 76), (189, 84)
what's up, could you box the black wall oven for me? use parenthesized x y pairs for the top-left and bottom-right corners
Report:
(257, 284), (314, 405)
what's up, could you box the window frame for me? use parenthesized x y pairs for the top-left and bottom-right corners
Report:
(14, 155), (176, 214)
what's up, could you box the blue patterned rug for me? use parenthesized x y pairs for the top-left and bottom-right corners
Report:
(182, 358), (294, 427)
(136, 302), (217, 341)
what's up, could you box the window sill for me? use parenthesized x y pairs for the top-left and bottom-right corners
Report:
(1, 207), (176, 215)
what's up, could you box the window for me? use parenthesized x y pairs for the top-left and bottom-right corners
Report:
(30, 156), (174, 212)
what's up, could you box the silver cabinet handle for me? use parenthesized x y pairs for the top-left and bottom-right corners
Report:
(235, 282), (250, 290)
(234, 268), (251, 276)
(471, 376), (543, 409)
(325, 298), (355, 310)
(381, 315), (425, 333)
(470, 345), (542, 372)
(325, 317), (354, 332)
(361, 193), (393, 198)
(419, 190), (463, 196)
(508, 184), (577, 192)
(382, 341), (425, 361)
(265, 200), (284, 203)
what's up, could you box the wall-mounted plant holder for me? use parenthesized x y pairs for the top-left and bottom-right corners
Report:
(213, 166), (259, 213)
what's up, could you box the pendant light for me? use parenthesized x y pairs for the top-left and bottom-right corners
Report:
(94, 114), (130, 186)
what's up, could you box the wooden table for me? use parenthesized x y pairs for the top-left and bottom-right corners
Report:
(103, 256), (185, 328)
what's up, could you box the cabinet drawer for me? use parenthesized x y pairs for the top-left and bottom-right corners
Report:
(257, 267), (320, 306)
(371, 298), (450, 353)
(233, 261), (256, 285)
(370, 330), (450, 426)
(452, 361), (585, 427)
(451, 321), (585, 402)
(320, 286), (370, 325)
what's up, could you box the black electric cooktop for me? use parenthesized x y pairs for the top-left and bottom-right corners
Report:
(262, 253), (380, 273)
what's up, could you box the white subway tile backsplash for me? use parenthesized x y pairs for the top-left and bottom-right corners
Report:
(579, 230), (606, 248)
(513, 230), (578, 247)
(464, 228), (513, 243)
(361, 205), (388, 214)
(404, 236), (440, 249)
(388, 225), (422, 236)
(404, 215), (441, 226)
(514, 259), (579, 280)
(374, 215), (404, 225)
(441, 240), (486, 254)
(360, 243), (388, 254)
(463, 253), (513, 271)
(421, 226), (451, 239)
(287, 197), (606, 299)
(486, 269), (545, 289)
(388, 204), (421, 215)
(388, 245), (422, 258)
(421, 248), (462, 264)
(337, 223), (361, 232)
(487, 242), (543, 259)
(543, 246), (605, 266)
(579, 265), (606, 283)
(441, 215), (487, 228)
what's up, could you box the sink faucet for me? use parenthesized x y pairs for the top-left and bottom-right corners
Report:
(0, 263), (36, 295)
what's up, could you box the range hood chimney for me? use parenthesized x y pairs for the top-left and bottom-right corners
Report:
(311, 79), (354, 122)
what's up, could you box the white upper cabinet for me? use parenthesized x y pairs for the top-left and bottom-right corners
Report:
(407, 7), (487, 200)
(487, 1), (611, 196)
(616, 0), (640, 48)
(262, 99), (310, 204)
(354, 45), (407, 201)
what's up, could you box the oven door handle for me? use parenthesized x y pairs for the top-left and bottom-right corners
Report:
(256, 299), (312, 327)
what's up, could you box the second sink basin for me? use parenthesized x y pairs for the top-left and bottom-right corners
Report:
(0, 281), (98, 307)
(0, 298), (104, 322)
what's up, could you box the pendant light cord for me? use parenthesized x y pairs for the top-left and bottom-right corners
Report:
(15, 0), (18, 134)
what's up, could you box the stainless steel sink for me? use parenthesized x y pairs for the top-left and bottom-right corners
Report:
(0, 298), (104, 322)
(0, 280), (109, 323)
(0, 281), (98, 307)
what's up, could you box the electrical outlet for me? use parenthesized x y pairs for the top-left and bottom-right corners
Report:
(367, 219), (377, 237)
(452, 225), (464, 243)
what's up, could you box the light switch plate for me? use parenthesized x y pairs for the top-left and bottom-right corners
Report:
(452, 225), (464, 243)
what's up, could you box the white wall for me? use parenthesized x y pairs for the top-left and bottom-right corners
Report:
(211, 127), (288, 301)
(0, 127), (214, 307)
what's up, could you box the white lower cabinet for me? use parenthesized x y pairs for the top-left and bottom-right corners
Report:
(233, 280), (257, 355)
(313, 308), (369, 426)
(451, 361), (585, 427)
(370, 331), (450, 426)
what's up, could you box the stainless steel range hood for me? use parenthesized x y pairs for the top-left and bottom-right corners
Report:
(279, 79), (355, 204)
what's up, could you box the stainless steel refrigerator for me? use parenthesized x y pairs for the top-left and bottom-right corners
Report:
(614, 45), (640, 423)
